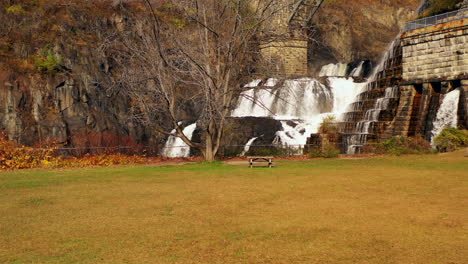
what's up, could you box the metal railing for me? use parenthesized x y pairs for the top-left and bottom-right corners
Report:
(404, 8), (468, 32)
(29, 143), (348, 158)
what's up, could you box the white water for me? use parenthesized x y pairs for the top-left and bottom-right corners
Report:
(164, 74), (365, 157)
(232, 78), (333, 120)
(430, 89), (461, 142)
(328, 77), (367, 118)
(240, 137), (258, 156)
(373, 39), (400, 81)
(350, 61), (365, 77)
(161, 123), (197, 158)
(232, 77), (365, 152)
(343, 34), (402, 154)
(346, 86), (400, 154)
(319, 63), (348, 77)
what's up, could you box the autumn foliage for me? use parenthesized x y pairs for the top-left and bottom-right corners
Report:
(0, 133), (147, 170)
(0, 134), (58, 169)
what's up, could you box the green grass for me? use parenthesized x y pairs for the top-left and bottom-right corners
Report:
(0, 151), (467, 263)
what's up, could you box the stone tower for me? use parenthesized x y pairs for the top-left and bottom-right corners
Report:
(259, 0), (323, 77)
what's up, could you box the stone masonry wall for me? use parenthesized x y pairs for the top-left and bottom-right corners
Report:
(255, 0), (311, 77)
(401, 19), (468, 81)
(260, 40), (308, 76)
(383, 85), (417, 138)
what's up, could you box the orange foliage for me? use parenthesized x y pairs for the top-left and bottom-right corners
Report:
(61, 154), (146, 168)
(0, 133), (147, 170)
(0, 133), (59, 169)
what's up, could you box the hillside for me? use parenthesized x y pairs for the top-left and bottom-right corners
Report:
(0, 0), (421, 149)
(311, 0), (420, 72)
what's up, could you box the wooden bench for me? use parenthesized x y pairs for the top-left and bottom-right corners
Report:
(248, 156), (273, 168)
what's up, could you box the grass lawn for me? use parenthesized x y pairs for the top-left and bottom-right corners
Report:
(0, 151), (467, 264)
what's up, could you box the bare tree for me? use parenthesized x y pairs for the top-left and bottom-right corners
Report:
(112, 0), (286, 161)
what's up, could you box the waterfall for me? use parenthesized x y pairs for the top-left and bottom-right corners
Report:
(345, 86), (399, 153)
(273, 118), (326, 150)
(328, 77), (367, 118)
(350, 61), (365, 77)
(161, 123), (197, 158)
(232, 76), (365, 153)
(341, 32), (402, 154)
(369, 39), (400, 81)
(240, 137), (258, 156)
(232, 78), (333, 120)
(162, 71), (364, 158)
(430, 89), (461, 142)
(319, 63), (348, 77)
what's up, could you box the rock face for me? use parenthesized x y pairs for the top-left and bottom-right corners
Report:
(463, 0), (468, 8)
(310, 0), (420, 73)
(0, 0), (424, 152)
(0, 66), (152, 147)
(189, 117), (283, 157)
(0, 5), (159, 148)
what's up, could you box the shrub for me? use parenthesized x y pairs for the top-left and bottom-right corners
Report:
(433, 128), (468, 152)
(6, 4), (26, 15)
(309, 144), (340, 158)
(0, 133), (147, 170)
(374, 136), (433, 156)
(361, 144), (376, 154)
(34, 45), (62, 74)
(63, 154), (146, 167)
(321, 144), (340, 158)
(0, 133), (60, 169)
(170, 18), (188, 29)
(418, 0), (463, 18)
(318, 115), (337, 135)
(309, 149), (323, 158)
(248, 146), (286, 157)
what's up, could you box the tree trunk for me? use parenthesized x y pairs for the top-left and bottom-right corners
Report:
(203, 131), (216, 162)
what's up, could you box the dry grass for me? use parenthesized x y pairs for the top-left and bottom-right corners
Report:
(0, 151), (467, 264)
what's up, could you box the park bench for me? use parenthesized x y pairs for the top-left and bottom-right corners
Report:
(247, 156), (273, 168)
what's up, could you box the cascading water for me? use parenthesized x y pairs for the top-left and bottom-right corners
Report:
(163, 65), (365, 157)
(319, 63), (348, 77)
(240, 137), (258, 156)
(430, 89), (461, 143)
(233, 72), (366, 153)
(346, 86), (399, 154)
(342, 35), (403, 154)
(161, 123), (197, 158)
(371, 39), (401, 81)
(232, 78), (333, 120)
(350, 61), (365, 77)
(328, 77), (367, 117)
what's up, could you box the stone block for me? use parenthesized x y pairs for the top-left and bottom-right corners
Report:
(429, 41), (440, 49)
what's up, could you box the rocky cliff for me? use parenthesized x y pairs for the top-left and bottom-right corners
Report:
(0, 2), (158, 148)
(310, 0), (420, 73)
(0, 0), (421, 150)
